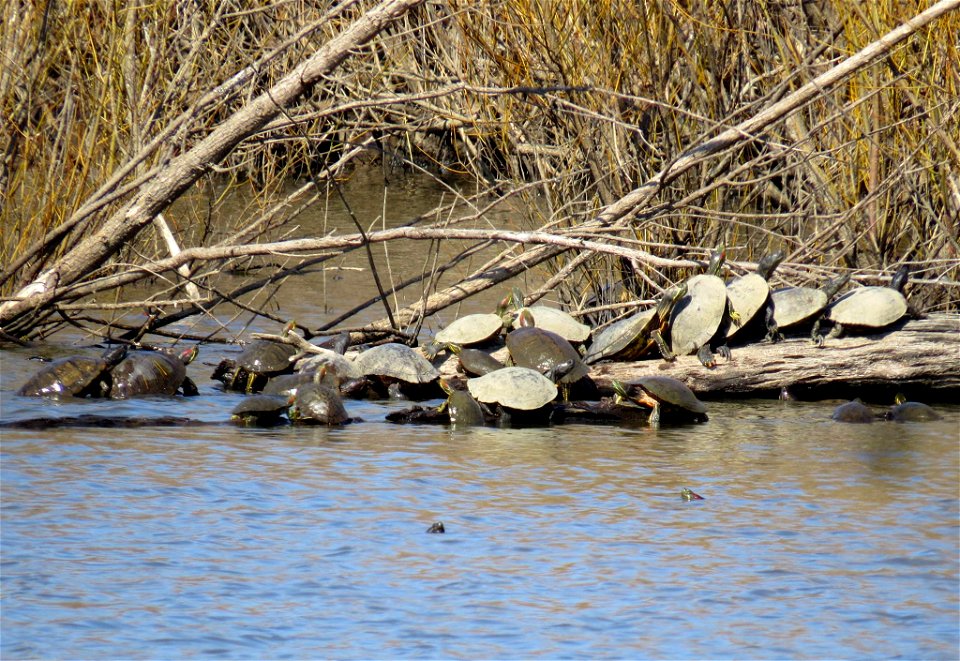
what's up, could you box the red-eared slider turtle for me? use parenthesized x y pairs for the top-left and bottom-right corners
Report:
(669, 247), (738, 367)
(500, 288), (591, 343)
(814, 265), (910, 344)
(447, 344), (505, 376)
(212, 322), (299, 393)
(831, 399), (875, 423)
(438, 379), (486, 427)
(353, 342), (441, 399)
(612, 377), (708, 425)
(231, 394), (290, 426)
(724, 250), (785, 344)
(17, 346), (128, 398)
(467, 366), (558, 421)
(885, 394), (941, 422)
(584, 282), (687, 364)
(769, 273), (849, 341)
(506, 312), (590, 399)
(109, 346), (199, 399)
(288, 371), (352, 425)
(426, 313), (505, 358)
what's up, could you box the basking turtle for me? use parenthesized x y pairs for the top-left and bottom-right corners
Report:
(447, 343), (505, 377)
(288, 371), (352, 425)
(17, 346), (128, 398)
(769, 273), (849, 340)
(612, 377), (708, 425)
(467, 366), (558, 423)
(506, 311), (590, 399)
(500, 287), (591, 343)
(438, 379), (486, 427)
(109, 346), (199, 399)
(886, 394), (941, 422)
(814, 265), (910, 344)
(212, 321), (299, 393)
(231, 394), (290, 427)
(584, 282), (687, 364)
(353, 342), (440, 399)
(831, 399), (875, 423)
(425, 313), (505, 358)
(669, 247), (738, 367)
(724, 250), (785, 344)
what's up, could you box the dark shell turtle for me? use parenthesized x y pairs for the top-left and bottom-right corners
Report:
(231, 394), (290, 426)
(467, 366), (558, 412)
(724, 250), (785, 343)
(612, 376), (708, 425)
(109, 346), (198, 399)
(769, 273), (849, 339)
(439, 379), (486, 427)
(289, 382), (351, 425)
(669, 248), (736, 367)
(885, 393), (941, 422)
(448, 344), (505, 376)
(816, 265), (910, 343)
(506, 314), (589, 384)
(17, 346), (127, 398)
(212, 322), (299, 393)
(584, 282), (686, 364)
(831, 399), (875, 423)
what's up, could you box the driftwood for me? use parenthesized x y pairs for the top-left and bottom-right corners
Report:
(438, 314), (960, 401)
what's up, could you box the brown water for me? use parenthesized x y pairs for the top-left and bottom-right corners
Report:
(2, 173), (959, 659)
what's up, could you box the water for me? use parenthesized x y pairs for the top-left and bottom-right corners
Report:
(2, 346), (958, 659)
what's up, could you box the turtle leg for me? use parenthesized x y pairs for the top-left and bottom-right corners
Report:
(650, 329), (676, 362)
(696, 344), (717, 368)
(764, 305), (782, 343)
(715, 343), (732, 361)
(649, 402), (662, 426)
(811, 317), (829, 347)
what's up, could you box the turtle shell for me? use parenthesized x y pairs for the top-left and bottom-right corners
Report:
(231, 394), (290, 425)
(886, 401), (941, 422)
(826, 287), (907, 329)
(584, 309), (655, 364)
(295, 350), (362, 380)
(467, 366), (558, 410)
(236, 339), (297, 374)
(17, 347), (126, 398)
(506, 326), (589, 383)
(634, 375), (707, 414)
(831, 400), (874, 423)
(109, 351), (187, 399)
(770, 286), (827, 329)
(669, 274), (727, 356)
(725, 273), (769, 340)
(354, 343), (440, 383)
(434, 313), (503, 346)
(455, 347), (505, 376)
(513, 306), (590, 343)
(290, 383), (350, 424)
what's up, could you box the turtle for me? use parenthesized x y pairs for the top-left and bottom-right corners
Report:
(288, 379), (352, 425)
(261, 371), (317, 398)
(831, 399), (875, 423)
(814, 265), (910, 344)
(724, 250), (786, 344)
(500, 287), (591, 344)
(768, 273), (850, 341)
(505, 311), (591, 399)
(438, 379), (486, 427)
(885, 393), (941, 422)
(212, 321), (299, 393)
(425, 313), (505, 358)
(17, 346), (128, 398)
(230, 394), (290, 427)
(669, 247), (738, 367)
(108, 346), (199, 399)
(447, 343), (505, 376)
(353, 342), (441, 399)
(612, 376), (708, 425)
(584, 282), (687, 364)
(467, 366), (558, 423)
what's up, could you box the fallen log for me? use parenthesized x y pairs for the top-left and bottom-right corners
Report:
(438, 314), (960, 402)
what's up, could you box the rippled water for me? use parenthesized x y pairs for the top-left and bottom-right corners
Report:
(2, 345), (958, 659)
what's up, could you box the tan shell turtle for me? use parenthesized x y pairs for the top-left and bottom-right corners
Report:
(467, 366), (558, 411)
(513, 306), (591, 343)
(434, 313), (504, 347)
(354, 343), (439, 384)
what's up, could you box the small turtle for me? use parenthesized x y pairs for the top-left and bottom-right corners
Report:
(17, 346), (128, 398)
(885, 394), (941, 422)
(506, 311), (590, 399)
(769, 273), (849, 340)
(353, 342), (441, 399)
(212, 321), (299, 393)
(724, 250), (785, 344)
(669, 247), (738, 367)
(438, 379), (486, 427)
(231, 394), (290, 426)
(584, 282), (686, 364)
(109, 346), (199, 399)
(814, 265), (910, 344)
(467, 366), (558, 422)
(447, 344), (505, 377)
(831, 399), (875, 423)
(612, 376), (708, 426)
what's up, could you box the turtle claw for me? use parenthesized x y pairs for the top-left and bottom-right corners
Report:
(696, 344), (717, 369)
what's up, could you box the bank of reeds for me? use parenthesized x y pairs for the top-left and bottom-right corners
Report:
(2, 0), (958, 339)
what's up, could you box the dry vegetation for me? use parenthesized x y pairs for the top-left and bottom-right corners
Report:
(1, 0), (958, 342)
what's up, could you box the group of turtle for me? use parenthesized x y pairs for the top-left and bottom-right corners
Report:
(13, 251), (926, 428)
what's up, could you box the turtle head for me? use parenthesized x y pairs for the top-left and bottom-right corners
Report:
(657, 282), (688, 316)
(707, 245), (726, 276)
(439, 378), (455, 396)
(822, 273), (851, 299)
(890, 264), (910, 293)
(611, 379), (630, 404)
(282, 320), (298, 336)
(314, 364), (340, 387)
(757, 250), (786, 279)
(179, 345), (199, 365)
(516, 308), (536, 328)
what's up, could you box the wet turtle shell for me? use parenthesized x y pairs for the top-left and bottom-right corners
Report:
(627, 376), (707, 414)
(506, 326), (588, 384)
(434, 313), (504, 347)
(831, 399), (875, 423)
(17, 346), (127, 398)
(467, 366), (558, 411)
(513, 306), (591, 343)
(290, 383), (350, 425)
(354, 343), (440, 384)
(724, 251), (784, 341)
(231, 394), (290, 426)
(584, 283), (686, 364)
(886, 401), (941, 422)
(109, 348), (195, 399)
(439, 380), (486, 426)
